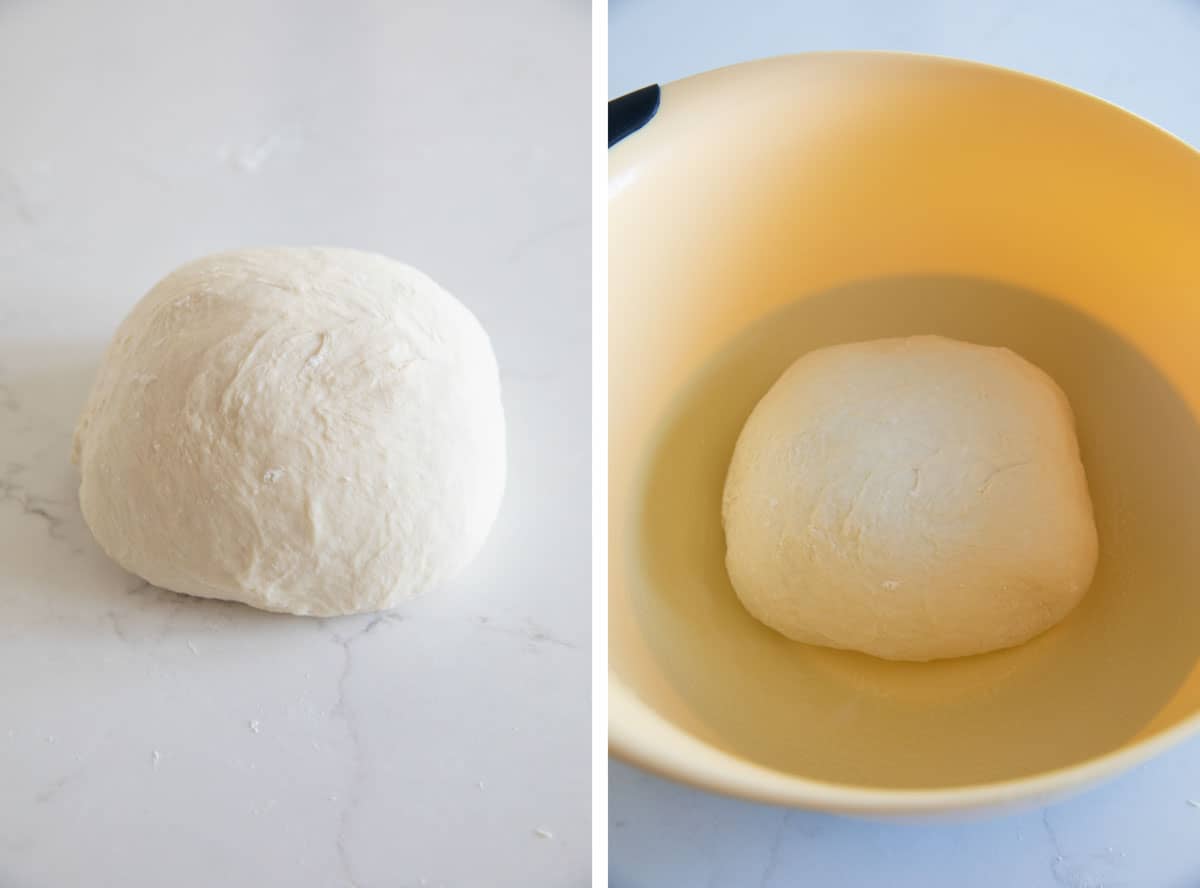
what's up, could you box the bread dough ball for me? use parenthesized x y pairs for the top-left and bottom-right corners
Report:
(73, 247), (505, 616)
(722, 335), (1097, 661)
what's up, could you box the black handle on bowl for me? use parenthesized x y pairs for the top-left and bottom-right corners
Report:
(609, 84), (661, 148)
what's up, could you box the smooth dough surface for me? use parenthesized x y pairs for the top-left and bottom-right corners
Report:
(722, 335), (1098, 661)
(73, 247), (505, 616)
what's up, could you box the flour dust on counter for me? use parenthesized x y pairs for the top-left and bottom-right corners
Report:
(0, 331), (587, 887)
(0, 0), (590, 882)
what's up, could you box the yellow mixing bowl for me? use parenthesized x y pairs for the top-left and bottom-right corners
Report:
(609, 52), (1200, 815)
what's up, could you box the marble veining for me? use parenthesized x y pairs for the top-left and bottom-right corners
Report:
(611, 760), (1200, 888)
(0, 336), (589, 885)
(0, 0), (590, 884)
(609, 1), (1200, 885)
(327, 612), (399, 888)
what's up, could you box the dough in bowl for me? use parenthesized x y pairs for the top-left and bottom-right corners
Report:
(722, 335), (1097, 661)
(73, 247), (505, 616)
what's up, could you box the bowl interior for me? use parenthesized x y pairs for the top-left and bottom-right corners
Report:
(610, 53), (1200, 798)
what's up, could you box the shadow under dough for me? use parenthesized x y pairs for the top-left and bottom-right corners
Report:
(633, 276), (1200, 789)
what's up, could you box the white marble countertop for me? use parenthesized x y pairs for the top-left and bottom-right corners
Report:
(611, 755), (1200, 888)
(0, 2), (589, 886)
(609, 1), (1200, 885)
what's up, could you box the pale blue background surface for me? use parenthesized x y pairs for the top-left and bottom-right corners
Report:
(609, 2), (1200, 885)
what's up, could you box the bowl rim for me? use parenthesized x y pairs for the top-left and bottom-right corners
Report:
(608, 49), (1200, 813)
(610, 703), (1200, 815)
